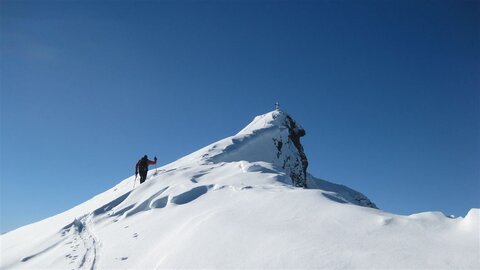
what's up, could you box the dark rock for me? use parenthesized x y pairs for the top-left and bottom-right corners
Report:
(284, 115), (309, 188)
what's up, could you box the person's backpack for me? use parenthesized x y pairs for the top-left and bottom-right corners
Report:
(138, 157), (148, 172)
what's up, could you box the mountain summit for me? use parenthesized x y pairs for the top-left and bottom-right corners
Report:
(208, 109), (309, 188)
(1, 110), (478, 269)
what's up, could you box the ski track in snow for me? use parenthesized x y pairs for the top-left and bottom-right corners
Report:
(20, 214), (100, 270)
(68, 215), (99, 270)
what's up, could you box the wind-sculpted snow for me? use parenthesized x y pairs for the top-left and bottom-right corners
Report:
(124, 187), (169, 217)
(307, 174), (378, 208)
(92, 191), (132, 216)
(171, 185), (212, 205)
(1, 110), (479, 269)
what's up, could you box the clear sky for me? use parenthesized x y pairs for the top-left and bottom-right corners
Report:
(1, 0), (478, 233)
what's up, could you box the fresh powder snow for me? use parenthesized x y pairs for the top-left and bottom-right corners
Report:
(1, 109), (478, 269)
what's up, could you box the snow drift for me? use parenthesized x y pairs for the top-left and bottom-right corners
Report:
(1, 109), (478, 269)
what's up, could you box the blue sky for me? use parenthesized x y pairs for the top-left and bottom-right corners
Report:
(1, 0), (478, 233)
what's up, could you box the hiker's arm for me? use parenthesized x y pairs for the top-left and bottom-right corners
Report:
(148, 156), (157, 165)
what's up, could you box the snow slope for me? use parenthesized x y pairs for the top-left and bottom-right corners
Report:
(1, 110), (479, 269)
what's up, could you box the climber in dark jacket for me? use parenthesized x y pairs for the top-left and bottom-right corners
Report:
(135, 155), (157, 184)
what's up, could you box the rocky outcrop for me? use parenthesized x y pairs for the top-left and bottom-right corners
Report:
(271, 111), (309, 188)
(206, 109), (309, 188)
(286, 115), (308, 187)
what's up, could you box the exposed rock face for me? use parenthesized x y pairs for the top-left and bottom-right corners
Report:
(287, 115), (308, 186)
(272, 111), (309, 188)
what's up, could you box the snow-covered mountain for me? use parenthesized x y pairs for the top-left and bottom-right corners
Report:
(1, 110), (478, 269)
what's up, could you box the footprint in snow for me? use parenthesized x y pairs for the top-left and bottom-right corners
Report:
(133, 233), (138, 238)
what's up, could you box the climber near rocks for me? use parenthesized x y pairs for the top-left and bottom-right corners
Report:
(135, 155), (157, 184)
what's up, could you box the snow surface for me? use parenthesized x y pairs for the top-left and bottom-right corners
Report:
(1, 110), (479, 269)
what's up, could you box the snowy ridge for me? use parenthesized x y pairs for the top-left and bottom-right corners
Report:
(307, 174), (377, 208)
(1, 110), (478, 269)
